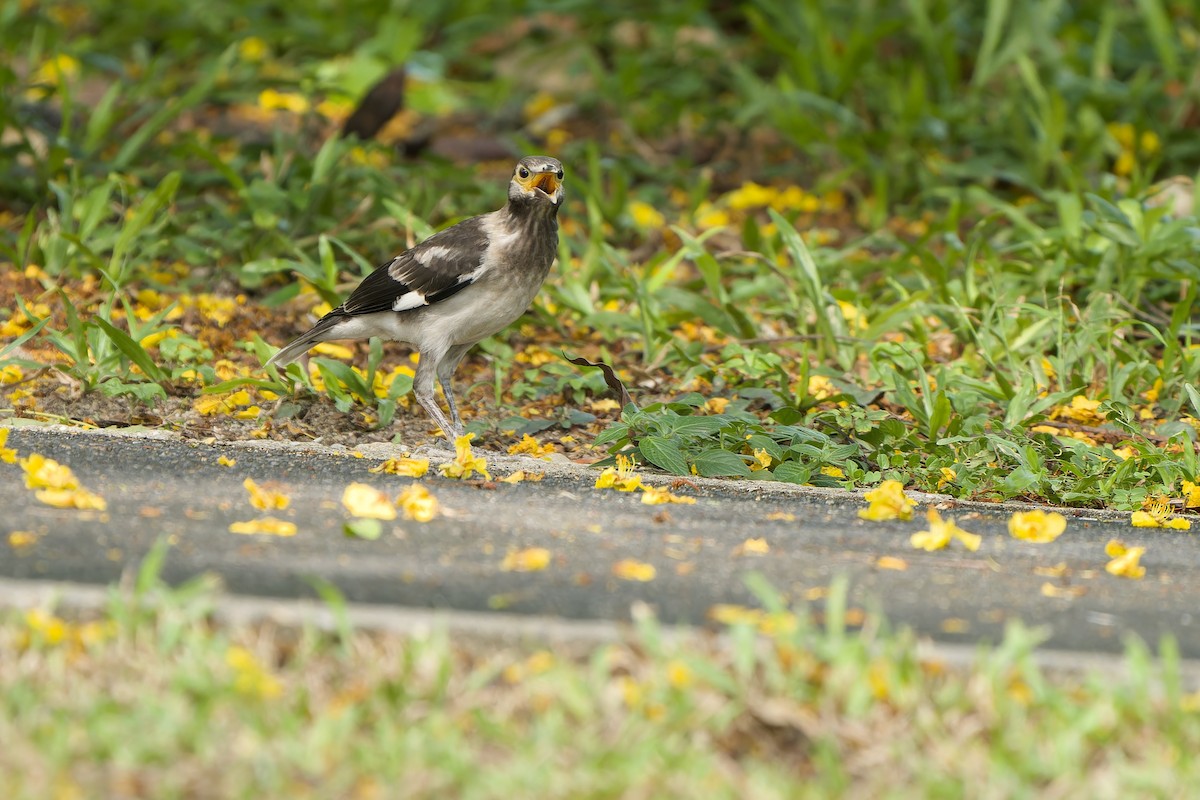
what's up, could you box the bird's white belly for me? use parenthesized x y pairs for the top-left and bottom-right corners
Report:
(422, 280), (539, 345)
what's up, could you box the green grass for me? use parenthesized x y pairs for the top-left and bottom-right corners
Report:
(2, 558), (1199, 797)
(4, 0), (1200, 509)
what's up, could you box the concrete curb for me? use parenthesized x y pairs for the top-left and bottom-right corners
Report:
(3, 575), (1197, 689)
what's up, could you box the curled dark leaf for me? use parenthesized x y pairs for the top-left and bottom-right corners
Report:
(563, 352), (634, 409)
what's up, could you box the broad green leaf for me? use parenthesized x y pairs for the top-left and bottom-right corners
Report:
(692, 449), (754, 478)
(638, 436), (690, 476)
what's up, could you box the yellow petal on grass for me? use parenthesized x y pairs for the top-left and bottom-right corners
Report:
(20, 453), (79, 491)
(765, 511), (795, 521)
(341, 483), (397, 520)
(194, 390), (253, 416)
(229, 518), (297, 537)
(439, 433), (491, 480)
(243, 478), (289, 511)
(501, 547), (551, 572)
(858, 479), (917, 521)
(1183, 480), (1200, 509)
(217, 455), (237, 467)
(0, 428), (17, 463)
(397, 483), (439, 522)
(910, 508), (981, 552)
(225, 645), (283, 699)
(1104, 540), (1146, 579)
(641, 486), (696, 505)
(937, 467), (957, 489)
(507, 434), (556, 458)
(876, 556), (909, 571)
(368, 457), (430, 477)
(1008, 510), (1067, 543)
(612, 558), (657, 582)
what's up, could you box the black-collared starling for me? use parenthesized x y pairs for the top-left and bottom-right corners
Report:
(266, 155), (564, 440)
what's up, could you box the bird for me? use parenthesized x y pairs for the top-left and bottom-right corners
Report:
(266, 155), (564, 440)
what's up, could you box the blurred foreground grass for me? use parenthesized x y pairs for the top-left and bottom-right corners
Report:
(2, 553), (1199, 798)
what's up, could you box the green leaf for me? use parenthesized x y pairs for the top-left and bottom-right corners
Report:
(91, 317), (169, 383)
(593, 424), (631, 447)
(692, 448), (754, 478)
(344, 519), (383, 540)
(666, 415), (728, 437)
(772, 461), (811, 485)
(0, 315), (49, 360)
(638, 436), (690, 476)
(1184, 384), (1200, 419)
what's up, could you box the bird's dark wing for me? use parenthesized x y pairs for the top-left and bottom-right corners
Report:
(338, 215), (491, 316)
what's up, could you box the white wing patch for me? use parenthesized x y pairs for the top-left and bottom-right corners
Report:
(413, 245), (454, 266)
(392, 290), (428, 312)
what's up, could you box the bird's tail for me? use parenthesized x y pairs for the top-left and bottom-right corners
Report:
(266, 310), (349, 369)
(265, 333), (320, 369)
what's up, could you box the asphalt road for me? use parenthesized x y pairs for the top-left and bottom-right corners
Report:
(2, 425), (1198, 657)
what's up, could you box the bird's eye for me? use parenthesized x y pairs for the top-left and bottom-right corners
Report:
(518, 167), (530, 179)
(556, 169), (564, 180)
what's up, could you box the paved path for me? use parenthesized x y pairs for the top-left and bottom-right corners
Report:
(2, 425), (1197, 657)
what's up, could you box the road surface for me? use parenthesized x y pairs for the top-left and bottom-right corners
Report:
(2, 424), (1197, 657)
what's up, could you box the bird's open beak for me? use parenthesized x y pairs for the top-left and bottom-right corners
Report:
(531, 172), (560, 194)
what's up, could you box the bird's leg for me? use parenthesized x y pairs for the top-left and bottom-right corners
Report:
(413, 350), (459, 442)
(437, 344), (472, 435)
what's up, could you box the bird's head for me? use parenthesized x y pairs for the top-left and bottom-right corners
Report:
(508, 155), (564, 209)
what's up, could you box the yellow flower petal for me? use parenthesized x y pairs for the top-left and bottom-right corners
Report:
(243, 477), (290, 511)
(641, 485), (695, 505)
(35, 488), (107, 511)
(341, 482), (397, 520)
(1183, 480), (1200, 509)
(20, 453), (79, 491)
(0, 428), (17, 463)
(217, 455), (237, 467)
(500, 470), (544, 484)
(1104, 540), (1146, 579)
(439, 433), (491, 480)
(1131, 510), (1160, 528)
(858, 480), (917, 521)
(507, 433), (556, 458)
(8, 531), (38, 549)
(368, 457), (430, 477)
(1008, 510), (1067, 543)
(229, 517), (297, 537)
(501, 547), (551, 572)
(397, 483), (439, 522)
(733, 537), (770, 556)
(612, 558), (657, 582)
(910, 508), (979, 552)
